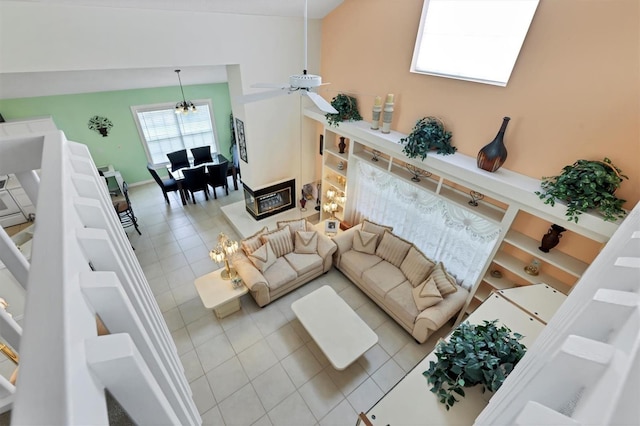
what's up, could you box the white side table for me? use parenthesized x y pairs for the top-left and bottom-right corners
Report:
(194, 268), (248, 319)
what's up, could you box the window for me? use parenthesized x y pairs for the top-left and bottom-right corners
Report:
(132, 100), (219, 166)
(410, 0), (539, 86)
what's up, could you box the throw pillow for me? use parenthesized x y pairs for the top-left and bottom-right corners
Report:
(429, 262), (458, 296)
(352, 230), (378, 254)
(376, 230), (412, 268)
(362, 219), (393, 245)
(248, 241), (277, 272)
(294, 230), (318, 254)
(241, 226), (268, 255)
(412, 276), (443, 310)
(277, 218), (309, 239)
(400, 246), (436, 287)
(260, 225), (294, 258)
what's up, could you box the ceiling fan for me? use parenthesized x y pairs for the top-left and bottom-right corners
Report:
(236, 0), (338, 114)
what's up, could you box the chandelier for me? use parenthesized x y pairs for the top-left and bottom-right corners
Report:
(174, 69), (196, 114)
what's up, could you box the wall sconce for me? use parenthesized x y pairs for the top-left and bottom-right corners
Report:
(210, 233), (239, 280)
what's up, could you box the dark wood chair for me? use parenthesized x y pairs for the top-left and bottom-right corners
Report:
(147, 163), (180, 204)
(166, 149), (190, 171)
(207, 162), (229, 199)
(112, 182), (141, 235)
(181, 166), (209, 204)
(191, 146), (214, 166)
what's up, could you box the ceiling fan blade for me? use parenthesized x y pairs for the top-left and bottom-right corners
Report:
(236, 89), (290, 104)
(304, 91), (338, 114)
(251, 82), (289, 89)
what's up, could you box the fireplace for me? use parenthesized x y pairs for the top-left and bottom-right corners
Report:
(243, 179), (296, 220)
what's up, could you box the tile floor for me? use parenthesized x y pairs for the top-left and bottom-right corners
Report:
(125, 181), (451, 426)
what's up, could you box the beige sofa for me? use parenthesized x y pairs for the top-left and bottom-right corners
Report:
(233, 219), (337, 307)
(332, 221), (468, 343)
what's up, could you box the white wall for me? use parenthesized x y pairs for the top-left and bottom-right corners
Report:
(0, 1), (323, 189)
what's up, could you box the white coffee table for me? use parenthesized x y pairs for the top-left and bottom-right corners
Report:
(194, 268), (248, 319)
(291, 285), (378, 370)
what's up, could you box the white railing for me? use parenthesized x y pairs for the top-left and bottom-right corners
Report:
(475, 202), (640, 426)
(0, 129), (200, 424)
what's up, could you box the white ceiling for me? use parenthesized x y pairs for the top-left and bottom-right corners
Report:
(0, 0), (342, 19)
(0, 0), (343, 99)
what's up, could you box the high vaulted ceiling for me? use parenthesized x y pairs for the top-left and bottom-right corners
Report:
(0, 0), (343, 99)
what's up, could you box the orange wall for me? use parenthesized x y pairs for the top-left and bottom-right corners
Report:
(321, 0), (640, 209)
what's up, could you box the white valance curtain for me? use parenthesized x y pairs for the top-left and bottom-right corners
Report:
(348, 160), (500, 289)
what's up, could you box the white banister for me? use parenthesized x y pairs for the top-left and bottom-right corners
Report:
(0, 127), (200, 424)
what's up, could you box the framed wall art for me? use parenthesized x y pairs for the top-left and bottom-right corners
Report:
(235, 118), (248, 163)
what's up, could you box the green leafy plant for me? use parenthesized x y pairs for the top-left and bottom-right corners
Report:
(535, 157), (628, 223)
(423, 320), (526, 411)
(325, 94), (362, 127)
(400, 117), (456, 160)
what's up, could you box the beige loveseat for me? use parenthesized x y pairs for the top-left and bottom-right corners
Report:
(332, 220), (468, 343)
(233, 219), (337, 307)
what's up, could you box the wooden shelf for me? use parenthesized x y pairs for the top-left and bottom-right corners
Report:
(323, 175), (346, 192)
(438, 185), (506, 224)
(482, 271), (516, 291)
(389, 163), (440, 194)
(353, 150), (390, 172)
(492, 252), (572, 295)
(324, 162), (347, 178)
(324, 145), (348, 161)
(503, 230), (588, 278)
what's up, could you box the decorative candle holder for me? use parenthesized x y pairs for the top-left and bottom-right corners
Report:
(381, 94), (394, 134)
(372, 96), (382, 130)
(372, 149), (381, 162)
(524, 259), (541, 276)
(405, 164), (431, 182)
(468, 191), (485, 207)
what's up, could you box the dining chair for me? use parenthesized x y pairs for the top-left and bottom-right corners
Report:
(147, 163), (180, 204)
(113, 182), (141, 235)
(166, 149), (190, 171)
(181, 166), (209, 204)
(191, 146), (214, 166)
(207, 161), (229, 199)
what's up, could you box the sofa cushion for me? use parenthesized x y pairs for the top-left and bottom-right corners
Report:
(248, 241), (277, 273)
(412, 276), (443, 310)
(429, 262), (458, 296)
(284, 252), (323, 276)
(363, 260), (407, 299)
(277, 218), (309, 239)
(362, 219), (393, 246)
(241, 226), (269, 255)
(376, 231), (412, 268)
(400, 246), (436, 287)
(340, 250), (383, 279)
(263, 257), (298, 291)
(385, 281), (420, 326)
(352, 230), (378, 254)
(294, 230), (318, 254)
(261, 226), (294, 258)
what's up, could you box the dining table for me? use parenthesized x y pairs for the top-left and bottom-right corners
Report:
(167, 154), (239, 205)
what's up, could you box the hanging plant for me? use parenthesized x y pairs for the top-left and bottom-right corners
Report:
(400, 117), (456, 160)
(423, 320), (526, 411)
(88, 115), (114, 137)
(535, 157), (628, 223)
(325, 94), (362, 127)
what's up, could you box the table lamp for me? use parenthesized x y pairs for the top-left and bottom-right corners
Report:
(209, 233), (239, 280)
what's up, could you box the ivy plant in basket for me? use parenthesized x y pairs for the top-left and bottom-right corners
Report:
(423, 320), (526, 411)
(535, 157), (628, 223)
(325, 94), (362, 127)
(400, 117), (456, 161)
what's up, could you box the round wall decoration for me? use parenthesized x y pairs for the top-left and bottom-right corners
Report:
(88, 115), (114, 137)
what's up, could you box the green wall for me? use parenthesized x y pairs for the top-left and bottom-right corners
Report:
(0, 83), (232, 184)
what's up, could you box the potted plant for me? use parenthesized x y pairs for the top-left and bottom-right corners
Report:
(535, 157), (628, 223)
(423, 320), (526, 411)
(400, 117), (456, 160)
(325, 94), (362, 127)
